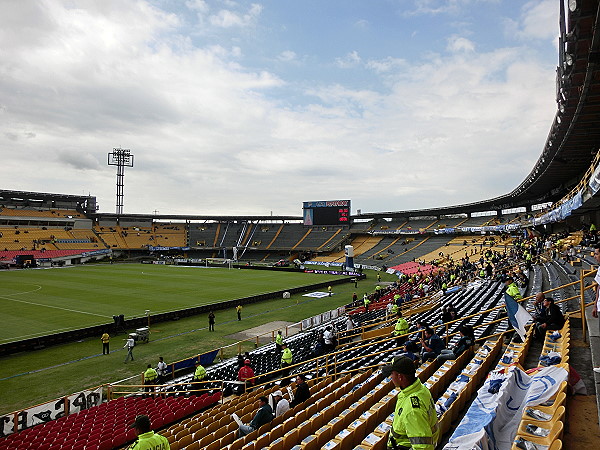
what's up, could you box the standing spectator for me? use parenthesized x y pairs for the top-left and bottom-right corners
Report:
(270, 390), (290, 417)
(289, 374), (311, 408)
(208, 311), (215, 332)
(352, 292), (358, 304)
(101, 331), (110, 355)
(275, 330), (284, 352)
(381, 356), (439, 450)
(156, 357), (168, 384)
(128, 415), (170, 449)
(420, 327), (444, 361)
(236, 396), (273, 438)
(323, 326), (335, 352)
(236, 304), (242, 321)
(238, 359), (255, 390)
(143, 364), (158, 395)
(123, 336), (135, 363)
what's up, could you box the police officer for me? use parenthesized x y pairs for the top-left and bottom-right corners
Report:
(281, 344), (293, 368)
(381, 356), (439, 449)
(392, 312), (410, 347)
(129, 415), (170, 450)
(144, 364), (158, 395)
(504, 276), (522, 300)
(192, 361), (207, 393)
(275, 330), (284, 352)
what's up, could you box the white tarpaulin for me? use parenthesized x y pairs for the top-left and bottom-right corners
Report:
(444, 365), (568, 450)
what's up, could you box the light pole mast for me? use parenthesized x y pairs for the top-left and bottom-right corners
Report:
(107, 148), (134, 215)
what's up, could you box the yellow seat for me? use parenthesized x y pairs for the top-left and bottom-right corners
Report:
(514, 420), (564, 447)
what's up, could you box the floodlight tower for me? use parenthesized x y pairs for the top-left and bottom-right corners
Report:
(107, 148), (134, 215)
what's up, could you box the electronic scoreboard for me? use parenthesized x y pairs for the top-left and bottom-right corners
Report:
(303, 200), (351, 225)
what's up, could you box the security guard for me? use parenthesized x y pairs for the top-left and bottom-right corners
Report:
(192, 361), (207, 393)
(504, 276), (522, 300)
(144, 364), (158, 395)
(275, 330), (284, 352)
(129, 415), (170, 450)
(236, 304), (243, 321)
(281, 344), (293, 368)
(364, 295), (371, 311)
(381, 356), (439, 450)
(392, 312), (409, 346)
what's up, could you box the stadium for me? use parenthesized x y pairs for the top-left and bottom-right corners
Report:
(2, 1), (600, 450)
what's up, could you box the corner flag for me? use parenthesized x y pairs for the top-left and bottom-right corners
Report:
(504, 293), (533, 341)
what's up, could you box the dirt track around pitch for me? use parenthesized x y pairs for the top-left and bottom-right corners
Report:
(225, 321), (296, 343)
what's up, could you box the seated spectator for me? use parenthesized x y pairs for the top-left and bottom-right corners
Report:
(237, 396), (273, 438)
(420, 327), (445, 361)
(238, 359), (255, 390)
(129, 415), (170, 449)
(436, 325), (475, 363)
(289, 374), (310, 408)
(400, 341), (421, 366)
(270, 390), (290, 417)
(534, 297), (565, 338)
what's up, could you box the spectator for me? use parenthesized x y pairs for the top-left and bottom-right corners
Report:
(289, 374), (310, 408)
(400, 341), (421, 366)
(208, 311), (215, 332)
(129, 415), (170, 449)
(534, 297), (565, 338)
(436, 325), (475, 363)
(323, 326), (335, 352)
(532, 292), (545, 320)
(420, 327), (444, 361)
(156, 357), (168, 384)
(381, 356), (439, 449)
(143, 364), (158, 395)
(237, 396), (273, 438)
(238, 359), (255, 390)
(270, 390), (290, 417)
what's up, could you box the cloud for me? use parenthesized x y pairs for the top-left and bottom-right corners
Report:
(447, 35), (475, 53)
(278, 50), (297, 62)
(209, 3), (262, 28)
(0, 1), (558, 216)
(335, 51), (361, 69)
(504, 0), (556, 41)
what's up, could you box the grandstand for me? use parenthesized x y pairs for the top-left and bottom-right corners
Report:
(2, 0), (600, 448)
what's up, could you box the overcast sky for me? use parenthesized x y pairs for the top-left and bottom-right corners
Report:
(0, 0), (560, 216)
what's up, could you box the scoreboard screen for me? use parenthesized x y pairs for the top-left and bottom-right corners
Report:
(303, 200), (351, 225)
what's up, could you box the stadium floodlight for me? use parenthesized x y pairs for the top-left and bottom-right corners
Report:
(568, 0), (577, 13)
(107, 148), (134, 215)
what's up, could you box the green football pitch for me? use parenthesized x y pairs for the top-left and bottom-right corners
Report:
(0, 263), (373, 414)
(0, 263), (343, 344)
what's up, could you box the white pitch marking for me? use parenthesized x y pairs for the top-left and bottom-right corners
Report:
(0, 294), (109, 318)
